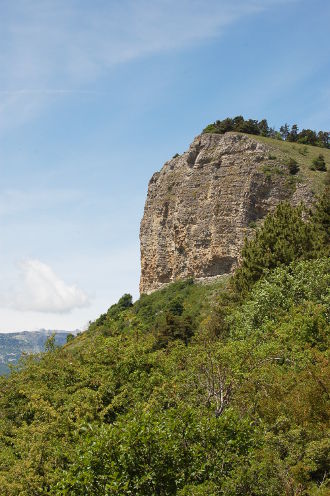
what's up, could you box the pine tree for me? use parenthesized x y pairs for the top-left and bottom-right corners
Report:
(280, 123), (290, 140)
(287, 158), (299, 174)
(311, 154), (327, 171)
(287, 124), (299, 142)
(234, 202), (324, 293)
(312, 188), (330, 250)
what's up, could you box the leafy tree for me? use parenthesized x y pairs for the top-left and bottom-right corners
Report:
(153, 311), (194, 349)
(298, 128), (317, 146)
(232, 115), (244, 128)
(167, 296), (184, 315)
(107, 293), (133, 319)
(317, 131), (330, 148)
(44, 333), (57, 352)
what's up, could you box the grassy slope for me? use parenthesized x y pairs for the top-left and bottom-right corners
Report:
(246, 133), (330, 194)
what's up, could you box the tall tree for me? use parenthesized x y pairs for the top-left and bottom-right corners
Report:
(234, 202), (324, 293)
(287, 124), (299, 142)
(279, 123), (290, 140)
(258, 119), (270, 137)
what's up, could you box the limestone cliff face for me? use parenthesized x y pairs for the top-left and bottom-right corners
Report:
(140, 132), (314, 294)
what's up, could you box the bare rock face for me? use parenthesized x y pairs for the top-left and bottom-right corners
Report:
(140, 132), (314, 294)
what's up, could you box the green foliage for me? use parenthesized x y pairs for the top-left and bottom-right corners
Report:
(298, 145), (308, 156)
(313, 189), (330, 247)
(203, 116), (329, 149)
(286, 123), (299, 142)
(231, 258), (330, 342)
(234, 202), (326, 293)
(90, 293), (134, 335)
(202, 115), (263, 136)
(108, 293), (133, 316)
(44, 333), (57, 352)
(287, 157), (299, 174)
(311, 154), (327, 171)
(0, 203), (329, 494)
(261, 164), (284, 178)
(66, 333), (75, 343)
(152, 312), (194, 349)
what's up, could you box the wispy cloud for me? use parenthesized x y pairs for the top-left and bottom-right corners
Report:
(3, 259), (90, 313)
(0, 0), (293, 131)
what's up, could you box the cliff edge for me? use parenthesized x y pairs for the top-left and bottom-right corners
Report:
(140, 132), (316, 293)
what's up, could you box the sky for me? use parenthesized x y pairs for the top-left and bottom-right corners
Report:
(0, 0), (329, 332)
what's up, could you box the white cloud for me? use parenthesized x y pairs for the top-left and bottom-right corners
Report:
(11, 259), (89, 313)
(0, 0), (295, 131)
(0, 246), (140, 331)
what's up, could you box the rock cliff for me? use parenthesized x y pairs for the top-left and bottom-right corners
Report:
(140, 132), (315, 294)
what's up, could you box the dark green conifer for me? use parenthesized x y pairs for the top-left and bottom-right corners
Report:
(311, 154), (327, 171)
(287, 158), (299, 174)
(234, 202), (324, 293)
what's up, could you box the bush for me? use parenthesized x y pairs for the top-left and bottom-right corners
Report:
(287, 158), (299, 175)
(310, 154), (327, 171)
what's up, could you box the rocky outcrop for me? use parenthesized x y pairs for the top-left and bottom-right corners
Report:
(139, 132), (314, 294)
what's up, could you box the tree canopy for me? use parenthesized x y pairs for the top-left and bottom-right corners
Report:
(203, 116), (330, 149)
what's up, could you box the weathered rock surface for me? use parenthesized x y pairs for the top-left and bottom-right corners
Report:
(140, 132), (314, 294)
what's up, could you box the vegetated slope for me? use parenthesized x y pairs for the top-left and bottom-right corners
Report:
(0, 197), (329, 495)
(248, 133), (330, 194)
(140, 131), (328, 294)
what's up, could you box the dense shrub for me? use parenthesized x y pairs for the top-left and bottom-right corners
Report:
(311, 154), (327, 171)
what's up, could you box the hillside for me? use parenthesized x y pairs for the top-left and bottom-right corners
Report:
(140, 132), (328, 294)
(0, 193), (329, 495)
(249, 133), (330, 194)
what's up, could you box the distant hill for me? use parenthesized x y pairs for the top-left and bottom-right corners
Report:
(0, 329), (72, 375)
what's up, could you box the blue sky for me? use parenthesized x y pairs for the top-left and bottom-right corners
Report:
(0, 0), (329, 331)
